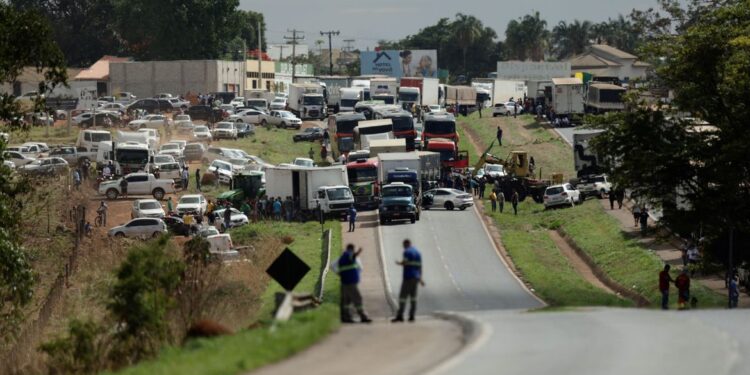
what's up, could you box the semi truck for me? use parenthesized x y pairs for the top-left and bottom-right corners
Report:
(551, 77), (585, 119)
(346, 158), (380, 208)
(339, 87), (364, 112)
(417, 151), (441, 189)
(377, 152), (423, 224)
(373, 106), (417, 151)
(288, 83), (327, 120)
(444, 85), (477, 106)
(264, 165), (354, 217)
(318, 76), (351, 113)
(398, 77), (440, 108)
(370, 77), (398, 105)
(472, 79), (526, 105)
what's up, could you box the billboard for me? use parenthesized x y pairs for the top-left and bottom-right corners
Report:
(496, 61), (571, 81)
(360, 50), (438, 78)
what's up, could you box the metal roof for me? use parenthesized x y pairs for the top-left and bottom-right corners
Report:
(552, 77), (583, 85)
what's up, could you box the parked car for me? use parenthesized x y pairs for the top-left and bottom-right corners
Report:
(3, 151), (35, 167)
(192, 125), (212, 141)
(212, 207), (249, 232)
(162, 216), (191, 236)
(78, 112), (122, 128)
(483, 164), (506, 179)
(115, 92), (137, 103)
(422, 188), (474, 211)
(108, 218), (167, 238)
(576, 174), (612, 199)
(270, 97), (287, 110)
(131, 199), (166, 219)
(263, 110), (302, 129)
(152, 161), (181, 182)
(197, 226), (220, 238)
(176, 120), (195, 134)
(188, 105), (224, 122)
(492, 103), (513, 117)
(128, 114), (170, 130)
(183, 143), (205, 162)
(158, 143), (182, 158)
(230, 97), (245, 107)
(176, 194), (208, 216)
(98, 173), (176, 200)
(207, 160), (234, 184)
(293, 157), (314, 168)
(127, 99), (170, 114)
(234, 122), (255, 138)
(543, 183), (582, 209)
(211, 122), (238, 140)
(293, 127), (324, 142)
(48, 146), (96, 165)
(174, 114), (191, 122)
(167, 97), (190, 110)
(99, 102), (126, 113)
(229, 109), (265, 124)
(18, 157), (69, 176)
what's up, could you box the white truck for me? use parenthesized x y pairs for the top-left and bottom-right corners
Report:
(377, 152), (421, 188)
(368, 139), (406, 158)
(339, 87), (364, 112)
(288, 83), (327, 120)
(98, 172), (176, 200)
(551, 77), (585, 117)
(573, 130), (606, 178)
(399, 77), (440, 108)
(116, 130), (155, 150)
(370, 78), (398, 105)
(361, 132), (393, 151)
(473, 79), (526, 105)
(244, 89), (275, 109)
(264, 165), (354, 216)
(351, 79), (371, 101)
(444, 85), (478, 106)
(318, 76), (351, 113)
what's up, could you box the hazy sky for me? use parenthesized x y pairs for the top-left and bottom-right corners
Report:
(239, 0), (659, 50)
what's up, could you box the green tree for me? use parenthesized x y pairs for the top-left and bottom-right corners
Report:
(230, 9), (266, 54)
(0, 3), (66, 341)
(39, 319), (108, 374)
(591, 15), (641, 53)
(452, 13), (484, 74)
(505, 11), (550, 61)
(592, 0), (750, 263)
(551, 20), (592, 59)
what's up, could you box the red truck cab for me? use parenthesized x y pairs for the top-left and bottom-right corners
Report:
(426, 138), (469, 169)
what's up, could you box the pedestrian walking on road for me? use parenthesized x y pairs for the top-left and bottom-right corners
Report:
(609, 191), (616, 210)
(496, 126), (503, 146)
(347, 205), (357, 232)
(182, 167), (189, 190)
(659, 264), (674, 310)
(675, 269), (691, 310)
(511, 190), (519, 215)
(632, 205), (641, 227)
(489, 191), (498, 212)
(195, 168), (201, 192)
(333, 244), (372, 324)
(615, 188), (625, 209)
(392, 239), (424, 323)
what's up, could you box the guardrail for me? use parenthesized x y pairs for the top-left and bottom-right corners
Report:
(315, 229), (332, 301)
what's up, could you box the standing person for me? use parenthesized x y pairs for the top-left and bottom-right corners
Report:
(323, 129), (330, 147)
(166, 196), (174, 215)
(332, 244), (371, 323)
(659, 264), (674, 310)
(347, 204), (357, 232)
(477, 100), (483, 118)
(511, 190), (519, 215)
(181, 166), (189, 190)
(729, 275), (740, 309)
(489, 190), (498, 212)
(206, 199), (215, 224)
(308, 147), (315, 161)
(223, 203), (232, 231)
(609, 190), (617, 210)
(616, 188), (625, 209)
(119, 177), (128, 198)
(632, 204), (641, 227)
(72, 169), (81, 190)
(496, 126), (503, 146)
(392, 239), (424, 323)
(195, 168), (201, 192)
(498, 189), (505, 213)
(513, 102), (518, 118)
(640, 207), (649, 236)
(478, 177), (486, 199)
(675, 269), (691, 310)
(273, 198), (282, 221)
(284, 196), (294, 222)
(96, 201), (108, 226)
(469, 178), (479, 197)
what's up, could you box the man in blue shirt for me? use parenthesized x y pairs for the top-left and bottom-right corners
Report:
(392, 239), (424, 322)
(347, 205), (357, 232)
(334, 244), (372, 324)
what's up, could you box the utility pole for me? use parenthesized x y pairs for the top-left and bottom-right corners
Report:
(320, 30), (340, 75)
(277, 44), (291, 61)
(284, 29), (305, 82)
(257, 20), (262, 90)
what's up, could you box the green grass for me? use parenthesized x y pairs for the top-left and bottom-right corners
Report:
(7, 123), (80, 146)
(113, 220), (343, 375)
(214, 126), (324, 166)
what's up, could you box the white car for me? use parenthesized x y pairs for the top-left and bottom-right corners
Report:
(159, 143), (182, 158)
(229, 109), (266, 124)
(192, 125), (213, 141)
(128, 114), (169, 130)
(211, 122), (238, 140)
(167, 97), (190, 109)
(293, 157), (314, 168)
(152, 154), (176, 166)
(176, 194), (208, 216)
(3, 151), (35, 166)
(100, 102), (126, 113)
(264, 110), (302, 129)
(131, 199), (166, 219)
(171, 140), (187, 150)
(137, 128), (160, 146)
(427, 104), (444, 113)
(230, 97), (245, 107)
(207, 160), (234, 184)
(174, 114), (191, 122)
(24, 142), (49, 153)
(108, 218), (167, 238)
(4, 160), (15, 169)
(492, 103), (513, 117)
(212, 207), (249, 232)
(543, 183), (582, 209)
(155, 93), (173, 99)
(270, 97), (287, 110)
(483, 164), (506, 179)
(422, 188), (474, 211)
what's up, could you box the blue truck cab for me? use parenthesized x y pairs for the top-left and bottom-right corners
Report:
(379, 181), (420, 225)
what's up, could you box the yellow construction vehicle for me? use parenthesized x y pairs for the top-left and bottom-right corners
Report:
(472, 144), (556, 203)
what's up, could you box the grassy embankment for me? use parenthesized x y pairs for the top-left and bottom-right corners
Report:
(459, 112), (724, 308)
(113, 220), (342, 375)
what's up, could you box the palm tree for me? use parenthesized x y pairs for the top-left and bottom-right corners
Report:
(504, 11), (550, 61)
(552, 20), (592, 59)
(452, 13), (483, 73)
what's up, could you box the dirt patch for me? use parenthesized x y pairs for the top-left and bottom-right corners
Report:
(547, 230), (620, 296)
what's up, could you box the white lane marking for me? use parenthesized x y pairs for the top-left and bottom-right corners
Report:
(471, 204), (547, 306)
(423, 311), (494, 375)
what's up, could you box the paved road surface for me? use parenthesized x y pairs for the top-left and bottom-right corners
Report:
(380, 207), (542, 313)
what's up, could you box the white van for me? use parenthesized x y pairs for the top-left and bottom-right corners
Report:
(76, 130), (112, 151)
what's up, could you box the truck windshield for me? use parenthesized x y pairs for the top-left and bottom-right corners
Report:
(424, 120), (456, 134)
(373, 95), (394, 104)
(116, 149), (149, 165)
(340, 99), (359, 108)
(391, 117), (414, 132)
(247, 100), (265, 107)
(336, 120), (358, 134)
(303, 96), (324, 105)
(91, 133), (112, 142)
(599, 89), (623, 103)
(347, 167), (377, 182)
(399, 92), (418, 102)
(382, 186), (412, 197)
(326, 188), (352, 201)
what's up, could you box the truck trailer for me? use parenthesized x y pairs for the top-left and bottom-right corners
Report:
(399, 77), (440, 108)
(264, 165), (354, 216)
(551, 77), (585, 118)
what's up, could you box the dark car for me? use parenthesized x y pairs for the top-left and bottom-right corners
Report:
(79, 112), (122, 128)
(234, 122), (255, 138)
(293, 127), (324, 142)
(127, 99), (173, 114)
(187, 105), (225, 123)
(162, 216), (191, 236)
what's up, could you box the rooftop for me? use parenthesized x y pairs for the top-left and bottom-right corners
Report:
(590, 44), (637, 60)
(74, 55), (131, 81)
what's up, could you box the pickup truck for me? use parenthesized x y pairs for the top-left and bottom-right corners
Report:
(379, 182), (420, 225)
(48, 146), (97, 166)
(576, 174), (612, 199)
(99, 172), (176, 200)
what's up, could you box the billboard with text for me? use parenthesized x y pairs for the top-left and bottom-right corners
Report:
(360, 50), (438, 78)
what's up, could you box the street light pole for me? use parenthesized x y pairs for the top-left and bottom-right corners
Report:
(320, 30), (340, 75)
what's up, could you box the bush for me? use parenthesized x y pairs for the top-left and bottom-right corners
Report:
(39, 319), (108, 375)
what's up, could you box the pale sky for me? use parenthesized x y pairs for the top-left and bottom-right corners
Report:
(239, 0), (660, 50)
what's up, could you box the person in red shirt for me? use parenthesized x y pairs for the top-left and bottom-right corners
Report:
(659, 264), (674, 310)
(675, 269), (691, 310)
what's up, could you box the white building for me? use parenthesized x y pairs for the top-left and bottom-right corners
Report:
(569, 44), (650, 84)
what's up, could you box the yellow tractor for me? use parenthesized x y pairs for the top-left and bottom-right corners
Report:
(472, 146), (555, 203)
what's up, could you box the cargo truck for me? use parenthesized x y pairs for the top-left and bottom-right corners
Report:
(353, 119), (393, 150)
(377, 152), (423, 224)
(584, 83), (626, 114)
(573, 130), (606, 178)
(264, 165), (354, 217)
(399, 77), (439, 108)
(346, 158), (380, 208)
(368, 139), (406, 158)
(328, 112), (365, 158)
(373, 106), (417, 151)
(288, 83), (327, 120)
(551, 77), (585, 120)
(473, 79), (526, 105)
(417, 151), (441, 189)
(370, 77), (398, 105)
(377, 152), (421, 189)
(318, 76), (351, 113)
(444, 85), (477, 106)
(339, 87), (364, 112)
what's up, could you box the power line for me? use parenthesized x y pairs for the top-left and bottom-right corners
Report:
(320, 30), (340, 75)
(284, 29), (305, 81)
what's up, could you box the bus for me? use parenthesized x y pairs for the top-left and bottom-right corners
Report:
(353, 119), (393, 150)
(354, 100), (385, 120)
(328, 112), (366, 158)
(423, 112), (458, 146)
(373, 106), (416, 151)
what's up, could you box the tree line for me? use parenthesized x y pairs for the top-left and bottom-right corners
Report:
(8, 0), (266, 67)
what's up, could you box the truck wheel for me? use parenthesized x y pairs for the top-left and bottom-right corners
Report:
(444, 201), (454, 211)
(106, 188), (119, 200)
(152, 188), (165, 200)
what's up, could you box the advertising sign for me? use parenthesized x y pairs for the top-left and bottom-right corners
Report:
(360, 50), (438, 78)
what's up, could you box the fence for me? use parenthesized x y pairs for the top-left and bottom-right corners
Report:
(1, 204), (86, 374)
